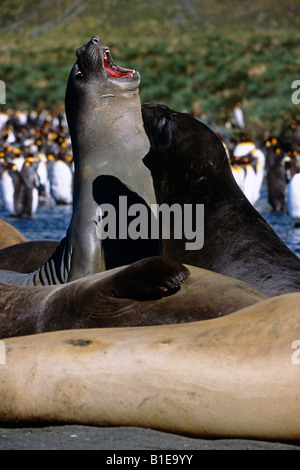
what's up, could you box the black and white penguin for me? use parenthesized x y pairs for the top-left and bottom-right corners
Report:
(231, 140), (265, 205)
(284, 150), (300, 183)
(1, 156), (40, 217)
(1, 161), (22, 216)
(286, 150), (300, 226)
(265, 141), (286, 213)
(287, 173), (300, 226)
(48, 153), (73, 204)
(231, 102), (246, 129)
(10, 147), (25, 171)
(18, 156), (40, 216)
(36, 152), (52, 203)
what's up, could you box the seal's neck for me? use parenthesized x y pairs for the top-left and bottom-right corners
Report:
(155, 157), (253, 262)
(65, 94), (153, 281)
(72, 96), (152, 200)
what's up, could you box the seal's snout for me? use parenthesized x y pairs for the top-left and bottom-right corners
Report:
(90, 36), (100, 45)
(76, 36), (101, 58)
(74, 35), (138, 83)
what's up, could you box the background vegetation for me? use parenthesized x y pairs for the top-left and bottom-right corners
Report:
(1, 0), (300, 143)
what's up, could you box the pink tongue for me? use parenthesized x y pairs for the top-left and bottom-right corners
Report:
(104, 59), (132, 78)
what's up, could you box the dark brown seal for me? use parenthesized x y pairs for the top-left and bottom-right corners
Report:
(141, 103), (300, 297)
(0, 255), (266, 339)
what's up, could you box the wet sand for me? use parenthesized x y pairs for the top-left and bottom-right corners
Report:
(0, 425), (299, 450)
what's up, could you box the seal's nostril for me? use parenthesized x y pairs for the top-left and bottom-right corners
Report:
(91, 36), (100, 45)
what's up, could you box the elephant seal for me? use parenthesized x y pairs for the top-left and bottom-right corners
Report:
(0, 256), (266, 339)
(1, 292), (299, 441)
(64, 35), (157, 278)
(0, 220), (27, 250)
(141, 103), (300, 297)
(0, 35), (157, 286)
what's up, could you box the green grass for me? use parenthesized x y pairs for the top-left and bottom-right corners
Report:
(1, 0), (300, 143)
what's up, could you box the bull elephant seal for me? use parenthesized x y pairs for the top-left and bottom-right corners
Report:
(141, 103), (300, 297)
(65, 35), (157, 277)
(1, 292), (300, 441)
(0, 35), (157, 286)
(0, 256), (266, 339)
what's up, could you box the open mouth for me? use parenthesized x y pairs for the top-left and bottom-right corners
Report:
(103, 49), (135, 78)
(76, 49), (135, 79)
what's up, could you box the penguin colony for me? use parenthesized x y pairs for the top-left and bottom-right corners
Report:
(227, 132), (300, 226)
(0, 107), (300, 224)
(222, 106), (300, 225)
(0, 108), (73, 217)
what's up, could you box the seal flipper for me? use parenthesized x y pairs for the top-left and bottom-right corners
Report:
(107, 256), (190, 301)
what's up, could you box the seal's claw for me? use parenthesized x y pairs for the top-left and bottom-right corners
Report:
(110, 256), (189, 301)
(162, 271), (188, 291)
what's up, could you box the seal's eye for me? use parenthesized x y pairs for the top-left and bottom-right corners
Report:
(76, 70), (84, 80)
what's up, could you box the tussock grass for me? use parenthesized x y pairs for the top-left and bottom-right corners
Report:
(1, 0), (300, 142)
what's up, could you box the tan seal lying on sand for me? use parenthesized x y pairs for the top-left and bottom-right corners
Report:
(0, 220), (26, 250)
(0, 291), (299, 441)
